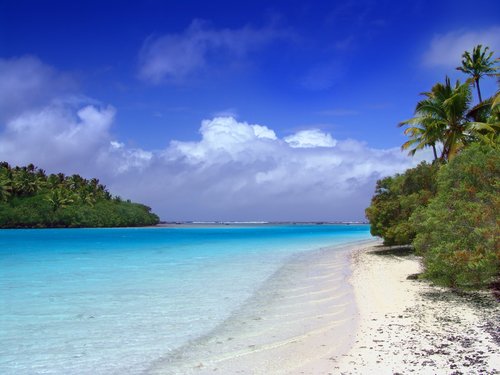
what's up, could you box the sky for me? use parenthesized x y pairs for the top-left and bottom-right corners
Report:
(0, 0), (499, 221)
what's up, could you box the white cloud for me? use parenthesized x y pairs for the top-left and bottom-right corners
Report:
(138, 20), (289, 84)
(0, 103), (116, 173)
(0, 56), (76, 122)
(423, 26), (500, 67)
(284, 129), (337, 148)
(0, 57), (426, 221)
(105, 141), (153, 174)
(145, 118), (419, 221)
(0, 107), (422, 221)
(166, 117), (277, 163)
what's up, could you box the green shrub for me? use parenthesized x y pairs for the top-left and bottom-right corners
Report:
(365, 161), (440, 245)
(411, 144), (500, 288)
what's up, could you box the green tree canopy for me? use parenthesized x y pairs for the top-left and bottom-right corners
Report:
(365, 161), (440, 246)
(410, 145), (500, 288)
(399, 77), (474, 161)
(367, 44), (499, 290)
(0, 162), (160, 228)
(456, 44), (498, 103)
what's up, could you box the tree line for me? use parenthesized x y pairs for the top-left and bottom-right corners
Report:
(0, 162), (159, 228)
(366, 45), (499, 289)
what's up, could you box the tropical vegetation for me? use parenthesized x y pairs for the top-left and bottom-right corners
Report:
(366, 45), (499, 289)
(0, 162), (159, 228)
(456, 44), (497, 103)
(365, 161), (439, 245)
(411, 145), (499, 287)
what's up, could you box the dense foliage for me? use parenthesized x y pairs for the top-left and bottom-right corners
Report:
(366, 44), (499, 289)
(410, 145), (499, 287)
(365, 162), (439, 246)
(0, 162), (159, 228)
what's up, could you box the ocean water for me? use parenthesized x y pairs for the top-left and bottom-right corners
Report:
(0, 224), (372, 374)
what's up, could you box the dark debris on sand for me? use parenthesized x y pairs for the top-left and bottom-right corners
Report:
(339, 246), (500, 375)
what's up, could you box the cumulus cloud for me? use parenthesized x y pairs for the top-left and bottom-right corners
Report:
(106, 141), (153, 174)
(0, 56), (76, 122)
(0, 106), (421, 221)
(423, 26), (500, 67)
(135, 117), (418, 221)
(0, 56), (425, 221)
(165, 117), (278, 164)
(284, 129), (337, 148)
(0, 103), (116, 173)
(138, 19), (289, 84)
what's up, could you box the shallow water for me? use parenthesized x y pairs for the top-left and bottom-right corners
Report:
(0, 225), (371, 374)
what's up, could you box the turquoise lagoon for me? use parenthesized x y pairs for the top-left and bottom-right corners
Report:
(0, 224), (372, 374)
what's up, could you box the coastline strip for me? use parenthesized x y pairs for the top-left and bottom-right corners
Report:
(333, 244), (500, 374)
(147, 239), (379, 374)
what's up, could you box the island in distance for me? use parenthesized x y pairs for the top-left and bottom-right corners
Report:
(0, 162), (159, 228)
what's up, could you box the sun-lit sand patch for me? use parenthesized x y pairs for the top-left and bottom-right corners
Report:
(148, 240), (378, 374)
(149, 241), (499, 374)
(333, 245), (500, 374)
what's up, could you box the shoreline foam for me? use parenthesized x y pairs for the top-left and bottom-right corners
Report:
(148, 239), (379, 374)
(148, 240), (499, 374)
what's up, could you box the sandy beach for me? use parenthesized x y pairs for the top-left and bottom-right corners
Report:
(334, 244), (500, 374)
(148, 240), (376, 374)
(149, 241), (499, 374)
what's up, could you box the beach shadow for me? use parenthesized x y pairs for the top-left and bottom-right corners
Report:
(421, 288), (500, 344)
(422, 288), (498, 310)
(370, 245), (414, 257)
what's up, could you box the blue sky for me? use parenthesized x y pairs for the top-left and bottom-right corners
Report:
(1, 0), (499, 221)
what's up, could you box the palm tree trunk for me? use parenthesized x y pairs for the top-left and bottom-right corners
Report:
(440, 144), (448, 161)
(476, 79), (483, 102)
(431, 144), (438, 161)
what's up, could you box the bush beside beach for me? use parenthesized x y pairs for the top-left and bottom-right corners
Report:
(366, 45), (499, 289)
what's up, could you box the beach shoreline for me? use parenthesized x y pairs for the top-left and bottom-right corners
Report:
(149, 240), (499, 374)
(333, 243), (500, 374)
(147, 239), (379, 374)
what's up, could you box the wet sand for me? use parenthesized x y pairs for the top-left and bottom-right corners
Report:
(148, 241), (499, 374)
(148, 239), (378, 374)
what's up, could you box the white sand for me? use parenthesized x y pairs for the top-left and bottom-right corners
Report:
(333, 245), (500, 374)
(148, 242), (500, 374)
(148, 240), (378, 374)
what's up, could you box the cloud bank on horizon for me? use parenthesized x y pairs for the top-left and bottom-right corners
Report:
(0, 55), (427, 221)
(2, 24), (498, 221)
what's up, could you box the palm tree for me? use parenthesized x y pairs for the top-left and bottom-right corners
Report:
(67, 174), (85, 191)
(0, 176), (12, 202)
(0, 163), (13, 202)
(399, 115), (443, 161)
(12, 168), (38, 196)
(45, 189), (75, 212)
(80, 191), (96, 207)
(456, 44), (498, 103)
(467, 90), (500, 147)
(440, 78), (475, 159)
(399, 77), (473, 161)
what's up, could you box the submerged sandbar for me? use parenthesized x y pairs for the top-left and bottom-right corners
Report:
(148, 239), (378, 374)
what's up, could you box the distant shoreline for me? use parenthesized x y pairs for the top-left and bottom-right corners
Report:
(0, 222), (370, 230)
(154, 221), (370, 228)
